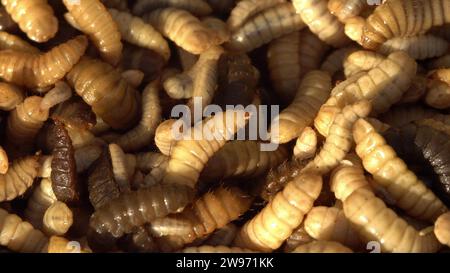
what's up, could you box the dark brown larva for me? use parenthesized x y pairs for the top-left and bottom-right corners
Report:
(51, 120), (79, 204)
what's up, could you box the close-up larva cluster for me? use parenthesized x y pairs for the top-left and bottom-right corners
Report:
(0, 0), (449, 254)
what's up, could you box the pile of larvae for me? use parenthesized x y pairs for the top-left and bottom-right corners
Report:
(0, 0), (449, 253)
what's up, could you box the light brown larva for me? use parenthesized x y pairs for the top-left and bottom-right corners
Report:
(1, 0), (58, 42)
(62, 0), (122, 65)
(0, 31), (39, 53)
(155, 119), (178, 156)
(425, 68), (450, 109)
(227, 0), (286, 31)
(42, 201), (73, 236)
(132, 0), (212, 17)
(434, 212), (450, 247)
(24, 178), (57, 229)
(0, 208), (48, 253)
(378, 35), (448, 60)
(0, 82), (24, 111)
(328, 0), (368, 23)
(293, 127), (318, 161)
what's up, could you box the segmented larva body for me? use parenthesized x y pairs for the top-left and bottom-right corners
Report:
(0, 146), (7, 175)
(114, 80), (161, 152)
(267, 30), (329, 103)
(0, 208), (48, 253)
(344, 188), (441, 253)
(200, 141), (288, 183)
(234, 172), (322, 252)
(1, 0), (57, 42)
(43, 201), (73, 236)
(0, 31), (39, 53)
(293, 0), (350, 47)
(225, 2), (306, 53)
(202, 17), (230, 45)
(181, 245), (255, 253)
(132, 0), (212, 16)
(328, 0), (368, 23)
(330, 161), (371, 202)
(361, 0), (450, 50)
(109, 144), (135, 191)
(293, 127), (317, 161)
(304, 206), (362, 249)
(203, 223), (238, 246)
(24, 178), (57, 229)
(155, 119), (178, 156)
(320, 46), (359, 76)
(434, 212), (450, 247)
(344, 16), (365, 44)
(291, 241), (353, 253)
(272, 70), (331, 144)
(108, 9), (170, 62)
(227, 0), (286, 31)
(343, 50), (385, 77)
(67, 58), (141, 130)
(305, 100), (371, 175)
(0, 82), (23, 111)
(426, 68), (450, 109)
(62, 0), (122, 65)
(380, 35), (449, 60)
(163, 110), (249, 189)
(379, 105), (438, 127)
(144, 8), (220, 55)
(88, 183), (195, 248)
(0, 35), (88, 89)
(151, 187), (252, 249)
(353, 118), (448, 222)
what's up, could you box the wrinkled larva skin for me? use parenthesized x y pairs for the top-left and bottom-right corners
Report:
(143, 8), (220, 55)
(293, 0), (350, 47)
(0, 155), (40, 202)
(225, 2), (306, 53)
(62, 0), (123, 65)
(149, 187), (252, 251)
(2, 0), (58, 42)
(0, 208), (48, 253)
(267, 30), (329, 103)
(361, 0), (450, 50)
(200, 141), (288, 183)
(234, 173), (322, 252)
(272, 70), (331, 144)
(0, 31), (39, 53)
(378, 35), (448, 60)
(132, 0), (212, 17)
(227, 0), (285, 31)
(291, 240), (353, 253)
(344, 188), (441, 253)
(343, 50), (385, 77)
(0, 35), (88, 89)
(66, 58), (141, 130)
(88, 183), (194, 251)
(353, 119), (448, 222)
(434, 212), (450, 247)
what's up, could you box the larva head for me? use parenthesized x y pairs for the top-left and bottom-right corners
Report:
(344, 16), (365, 44)
(44, 201), (73, 236)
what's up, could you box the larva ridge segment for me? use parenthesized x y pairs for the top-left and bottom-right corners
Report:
(291, 241), (353, 253)
(434, 212), (450, 247)
(267, 30), (329, 103)
(330, 160), (371, 202)
(227, 0), (286, 31)
(200, 141), (289, 183)
(88, 183), (195, 250)
(344, 188), (441, 253)
(114, 79), (162, 152)
(24, 178), (57, 230)
(143, 7), (220, 55)
(0, 31), (39, 53)
(272, 70), (331, 144)
(149, 186), (253, 250)
(378, 35), (448, 60)
(1, 0), (57, 42)
(132, 0), (212, 17)
(0, 35), (88, 89)
(304, 206), (362, 249)
(62, 0), (123, 65)
(108, 8), (170, 62)
(343, 50), (385, 77)
(162, 110), (250, 189)
(361, 0), (450, 50)
(225, 2), (306, 53)
(0, 208), (48, 253)
(304, 100), (371, 175)
(234, 172), (322, 252)
(293, 127), (317, 161)
(0, 155), (40, 202)
(181, 245), (255, 253)
(66, 57), (141, 130)
(293, 0), (350, 47)
(353, 118), (448, 222)
(328, 0), (368, 23)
